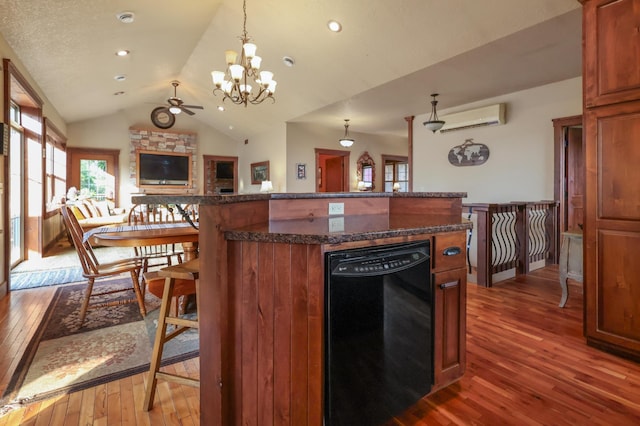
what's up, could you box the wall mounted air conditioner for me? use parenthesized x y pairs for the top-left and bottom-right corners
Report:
(438, 103), (506, 133)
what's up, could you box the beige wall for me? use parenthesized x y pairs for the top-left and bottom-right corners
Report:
(67, 105), (240, 205)
(286, 122), (408, 193)
(413, 77), (582, 203)
(237, 124), (287, 193)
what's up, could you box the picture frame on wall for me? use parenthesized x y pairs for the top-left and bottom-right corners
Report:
(296, 163), (306, 179)
(251, 161), (270, 184)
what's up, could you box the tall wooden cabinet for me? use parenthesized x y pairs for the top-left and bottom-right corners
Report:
(582, 0), (640, 360)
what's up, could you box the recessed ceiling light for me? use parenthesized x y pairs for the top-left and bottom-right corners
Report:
(327, 20), (342, 32)
(114, 74), (126, 82)
(282, 56), (295, 67)
(116, 12), (135, 24)
(229, 125), (234, 130)
(217, 105), (225, 111)
(113, 91), (125, 96)
(116, 50), (130, 57)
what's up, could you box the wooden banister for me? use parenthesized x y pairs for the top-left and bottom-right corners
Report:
(464, 201), (559, 287)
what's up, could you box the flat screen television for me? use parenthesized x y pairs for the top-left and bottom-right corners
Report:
(216, 162), (234, 179)
(137, 150), (192, 187)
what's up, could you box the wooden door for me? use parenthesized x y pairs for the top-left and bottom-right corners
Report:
(325, 157), (343, 192)
(553, 115), (583, 237)
(315, 148), (350, 193)
(584, 100), (640, 358)
(567, 127), (584, 232)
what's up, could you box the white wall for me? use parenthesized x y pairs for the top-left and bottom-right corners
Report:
(413, 77), (582, 203)
(286, 122), (408, 193)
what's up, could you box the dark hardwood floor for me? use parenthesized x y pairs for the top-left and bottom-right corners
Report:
(1, 266), (639, 425)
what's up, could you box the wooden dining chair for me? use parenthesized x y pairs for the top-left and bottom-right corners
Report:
(60, 205), (147, 326)
(128, 204), (184, 272)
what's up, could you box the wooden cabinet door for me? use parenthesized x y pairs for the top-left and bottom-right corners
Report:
(584, 101), (640, 358)
(583, 0), (640, 108)
(432, 267), (467, 391)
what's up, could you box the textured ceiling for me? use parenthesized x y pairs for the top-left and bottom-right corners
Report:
(0, 0), (582, 140)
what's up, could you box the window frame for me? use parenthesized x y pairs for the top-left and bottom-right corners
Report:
(381, 154), (409, 193)
(43, 118), (67, 218)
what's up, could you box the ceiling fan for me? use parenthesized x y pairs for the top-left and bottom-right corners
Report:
(165, 80), (204, 116)
(150, 80), (204, 129)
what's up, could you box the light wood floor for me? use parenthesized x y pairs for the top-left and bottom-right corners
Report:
(1, 266), (640, 425)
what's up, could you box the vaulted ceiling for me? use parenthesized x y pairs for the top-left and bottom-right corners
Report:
(0, 0), (582, 141)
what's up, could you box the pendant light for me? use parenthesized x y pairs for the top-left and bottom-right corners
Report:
(339, 119), (354, 147)
(423, 93), (445, 133)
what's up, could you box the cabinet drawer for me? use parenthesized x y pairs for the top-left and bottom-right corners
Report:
(433, 232), (466, 272)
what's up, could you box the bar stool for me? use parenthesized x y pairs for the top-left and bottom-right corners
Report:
(143, 258), (200, 411)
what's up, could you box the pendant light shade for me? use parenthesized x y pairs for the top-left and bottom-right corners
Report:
(423, 93), (445, 133)
(339, 119), (354, 147)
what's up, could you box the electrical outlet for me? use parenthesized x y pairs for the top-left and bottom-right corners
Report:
(328, 202), (344, 215)
(329, 217), (345, 233)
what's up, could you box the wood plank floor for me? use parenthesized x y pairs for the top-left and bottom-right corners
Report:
(1, 266), (640, 425)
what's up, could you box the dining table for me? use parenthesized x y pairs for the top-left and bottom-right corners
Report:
(85, 222), (200, 261)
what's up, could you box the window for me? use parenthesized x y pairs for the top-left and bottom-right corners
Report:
(44, 119), (67, 214)
(67, 148), (119, 205)
(383, 156), (409, 192)
(80, 159), (111, 199)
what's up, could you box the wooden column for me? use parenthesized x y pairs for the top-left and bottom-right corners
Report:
(405, 116), (414, 192)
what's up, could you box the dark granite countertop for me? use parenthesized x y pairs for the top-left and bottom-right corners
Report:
(131, 191), (467, 205)
(224, 214), (472, 244)
(129, 192), (471, 244)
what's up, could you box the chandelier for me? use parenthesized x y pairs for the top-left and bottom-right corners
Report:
(423, 93), (445, 133)
(339, 119), (354, 147)
(211, 0), (276, 106)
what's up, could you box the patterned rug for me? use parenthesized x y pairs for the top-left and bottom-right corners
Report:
(0, 276), (198, 413)
(10, 268), (85, 290)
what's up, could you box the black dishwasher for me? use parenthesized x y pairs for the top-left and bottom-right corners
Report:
(324, 240), (432, 426)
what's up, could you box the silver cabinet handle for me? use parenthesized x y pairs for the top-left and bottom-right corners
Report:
(439, 281), (459, 289)
(443, 246), (461, 256)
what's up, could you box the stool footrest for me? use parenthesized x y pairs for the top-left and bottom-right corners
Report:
(155, 371), (200, 388)
(166, 317), (199, 329)
(144, 258), (201, 411)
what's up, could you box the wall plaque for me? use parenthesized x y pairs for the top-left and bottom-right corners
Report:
(448, 138), (489, 167)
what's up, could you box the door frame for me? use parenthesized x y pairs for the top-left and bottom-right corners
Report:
(553, 114), (583, 236)
(203, 155), (238, 194)
(315, 148), (350, 192)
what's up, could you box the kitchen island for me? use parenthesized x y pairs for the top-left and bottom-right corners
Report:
(132, 192), (471, 425)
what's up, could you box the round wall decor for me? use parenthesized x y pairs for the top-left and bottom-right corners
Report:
(150, 107), (176, 129)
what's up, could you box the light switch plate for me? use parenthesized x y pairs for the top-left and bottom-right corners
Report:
(328, 202), (344, 215)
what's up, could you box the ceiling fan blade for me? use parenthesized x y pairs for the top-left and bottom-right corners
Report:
(181, 104), (204, 110)
(180, 107), (196, 116)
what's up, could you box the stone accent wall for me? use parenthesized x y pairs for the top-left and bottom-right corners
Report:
(129, 128), (197, 193)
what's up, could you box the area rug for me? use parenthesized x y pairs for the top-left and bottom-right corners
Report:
(0, 277), (199, 413)
(9, 241), (135, 290)
(10, 267), (85, 290)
